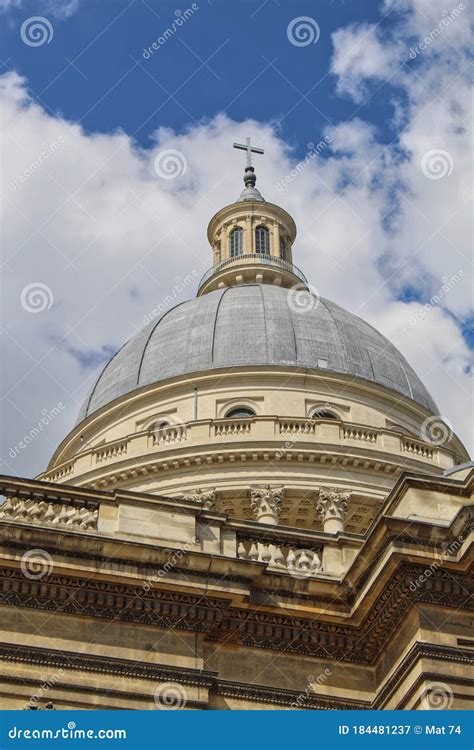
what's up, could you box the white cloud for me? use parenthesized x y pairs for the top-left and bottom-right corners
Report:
(330, 23), (401, 102)
(0, 0), (22, 10)
(1, 0), (472, 477)
(0, 0), (80, 17)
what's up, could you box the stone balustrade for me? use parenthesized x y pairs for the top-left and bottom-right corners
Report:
(152, 424), (187, 445)
(237, 536), (323, 576)
(0, 495), (98, 531)
(39, 416), (459, 485)
(214, 419), (252, 437)
(94, 440), (129, 463)
(401, 438), (434, 459)
(278, 418), (317, 436)
(343, 426), (378, 443)
(46, 461), (75, 484)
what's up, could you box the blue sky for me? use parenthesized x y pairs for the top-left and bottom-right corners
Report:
(1, 0), (472, 475)
(2, 0), (396, 154)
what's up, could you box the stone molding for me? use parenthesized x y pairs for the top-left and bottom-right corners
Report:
(372, 642), (474, 708)
(0, 641), (470, 711)
(0, 642), (217, 688)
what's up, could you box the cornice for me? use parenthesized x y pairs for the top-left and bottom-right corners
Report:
(0, 562), (471, 664)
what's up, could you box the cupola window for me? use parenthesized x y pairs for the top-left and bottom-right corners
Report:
(280, 237), (286, 260)
(255, 225), (270, 255)
(230, 226), (243, 257)
(225, 407), (256, 419)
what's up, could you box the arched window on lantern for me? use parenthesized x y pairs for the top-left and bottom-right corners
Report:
(280, 237), (286, 260)
(255, 225), (270, 255)
(230, 226), (243, 257)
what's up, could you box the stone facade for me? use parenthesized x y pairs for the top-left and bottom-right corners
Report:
(1, 173), (472, 711)
(0, 468), (472, 710)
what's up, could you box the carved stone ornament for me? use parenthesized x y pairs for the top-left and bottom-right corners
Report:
(179, 488), (217, 511)
(250, 484), (284, 525)
(316, 488), (351, 522)
(315, 488), (351, 533)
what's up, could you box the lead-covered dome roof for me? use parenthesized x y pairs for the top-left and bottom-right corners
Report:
(78, 285), (436, 422)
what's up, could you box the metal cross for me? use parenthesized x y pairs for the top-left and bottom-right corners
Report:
(233, 137), (264, 168)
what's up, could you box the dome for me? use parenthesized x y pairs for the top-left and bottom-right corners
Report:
(78, 285), (437, 422)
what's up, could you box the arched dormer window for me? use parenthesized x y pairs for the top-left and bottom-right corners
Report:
(309, 408), (339, 421)
(149, 418), (170, 433)
(280, 237), (286, 260)
(230, 226), (243, 257)
(225, 406), (256, 419)
(255, 225), (270, 255)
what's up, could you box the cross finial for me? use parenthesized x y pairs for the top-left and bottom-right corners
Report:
(233, 137), (264, 193)
(233, 137), (264, 168)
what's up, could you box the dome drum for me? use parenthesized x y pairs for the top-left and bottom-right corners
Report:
(41, 366), (465, 500)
